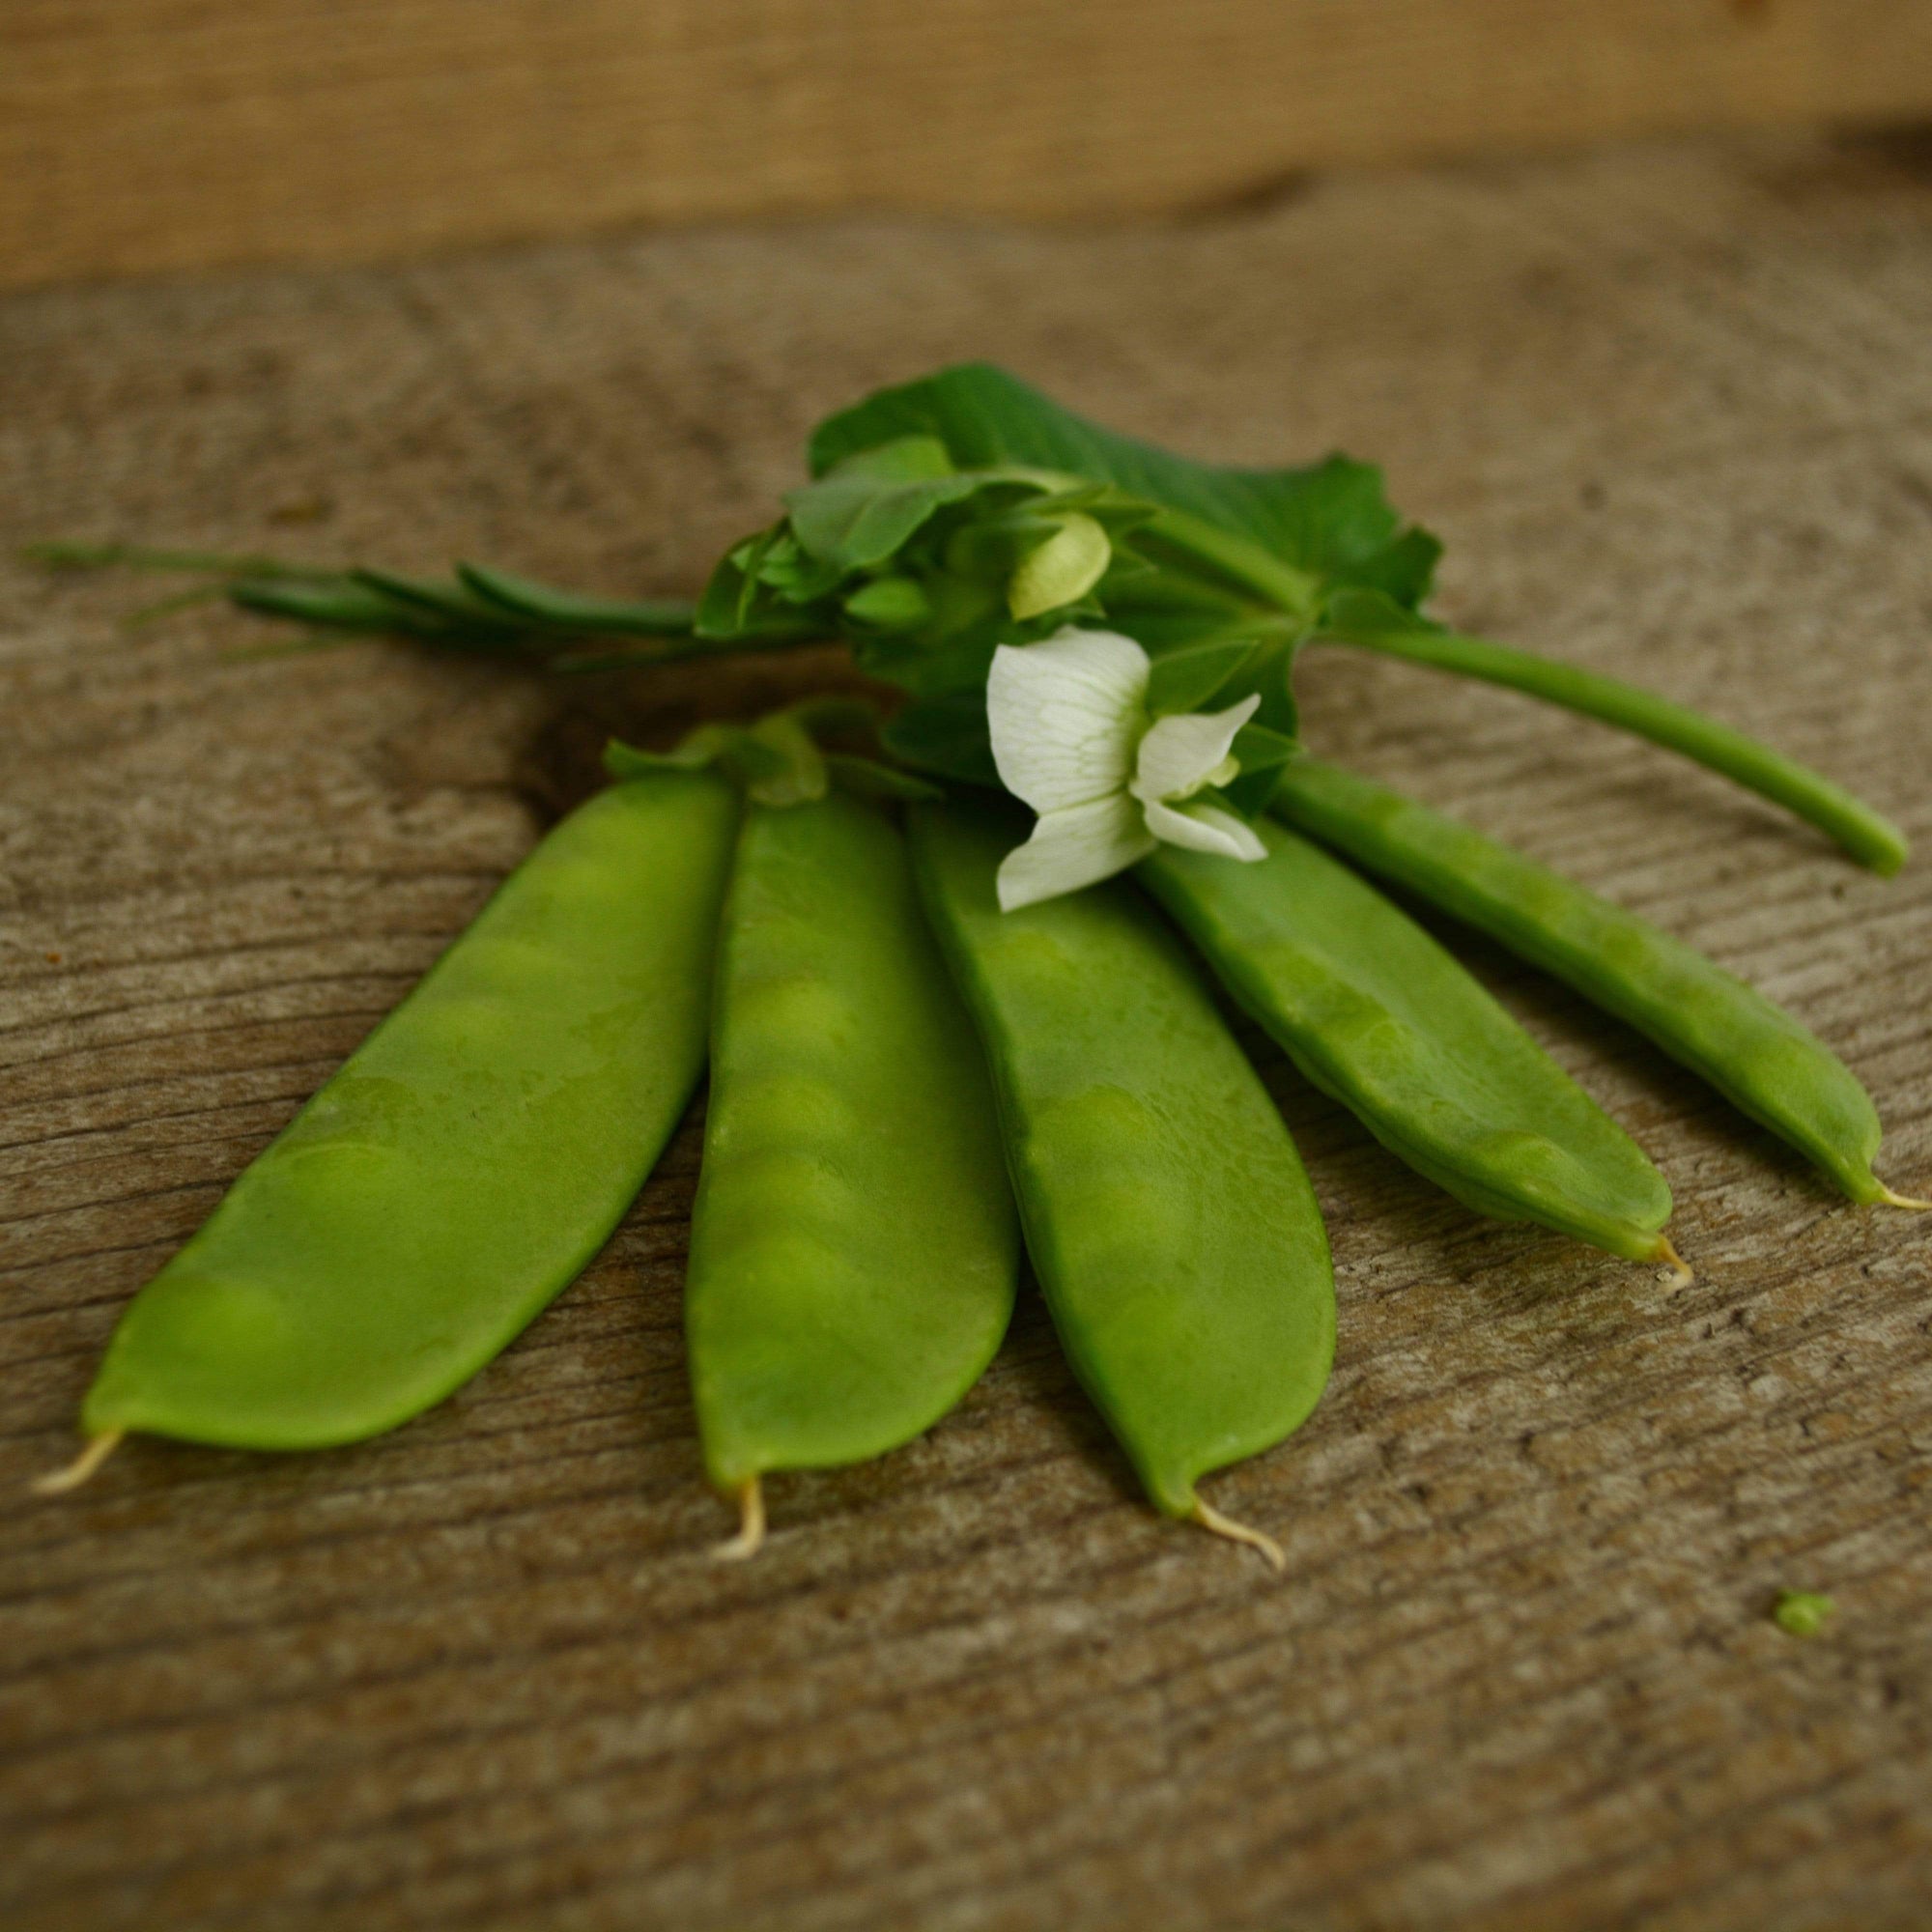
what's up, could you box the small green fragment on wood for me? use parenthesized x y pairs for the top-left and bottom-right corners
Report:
(1771, 1590), (1835, 1638)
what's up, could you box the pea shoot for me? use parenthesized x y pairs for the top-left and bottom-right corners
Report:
(29, 362), (1922, 1565)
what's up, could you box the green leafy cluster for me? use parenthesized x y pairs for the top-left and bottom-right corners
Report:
(26, 358), (1904, 877)
(694, 363), (1440, 783)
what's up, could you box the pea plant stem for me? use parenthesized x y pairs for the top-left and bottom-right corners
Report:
(1316, 621), (1909, 875)
(1039, 496), (1907, 877)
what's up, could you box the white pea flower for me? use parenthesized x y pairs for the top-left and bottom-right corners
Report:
(986, 627), (1266, 912)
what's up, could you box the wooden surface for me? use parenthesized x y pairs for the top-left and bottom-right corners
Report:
(9, 0), (1932, 289)
(5, 134), (1932, 1930)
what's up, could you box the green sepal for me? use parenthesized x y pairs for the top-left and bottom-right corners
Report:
(693, 526), (833, 640)
(824, 753), (945, 802)
(1231, 721), (1300, 778)
(1220, 726), (1301, 819)
(694, 528), (771, 638)
(1145, 638), (1257, 717)
(843, 575), (934, 632)
(607, 696), (936, 809)
(608, 716), (825, 808)
(749, 531), (846, 605)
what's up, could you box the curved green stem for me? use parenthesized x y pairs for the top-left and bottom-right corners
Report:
(1319, 621), (1908, 875)
(1136, 507), (1323, 619)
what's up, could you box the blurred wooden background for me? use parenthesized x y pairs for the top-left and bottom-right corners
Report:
(7, 0), (1932, 289)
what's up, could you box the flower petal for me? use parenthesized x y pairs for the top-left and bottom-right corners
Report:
(997, 795), (1156, 911)
(987, 629), (1151, 815)
(1142, 797), (1268, 862)
(1129, 693), (1261, 806)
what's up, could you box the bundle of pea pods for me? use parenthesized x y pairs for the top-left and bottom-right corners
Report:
(35, 365), (1923, 1565)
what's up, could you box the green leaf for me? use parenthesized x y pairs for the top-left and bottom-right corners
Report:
(231, 578), (445, 635)
(1144, 638), (1257, 717)
(808, 362), (1438, 611)
(1211, 724), (1302, 820)
(1231, 721), (1300, 775)
(782, 469), (984, 571)
(823, 434), (957, 483)
(456, 562), (696, 636)
(750, 531), (846, 605)
(843, 575), (933, 632)
(352, 567), (515, 629)
(1219, 768), (1285, 821)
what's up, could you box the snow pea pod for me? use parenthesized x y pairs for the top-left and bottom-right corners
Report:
(909, 803), (1334, 1566)
(1141, 824), (1680, 1268)
(43, 771), (738, 1484)
(1273, 759), (1925, 1209)
(687, 791), (1019, 1555)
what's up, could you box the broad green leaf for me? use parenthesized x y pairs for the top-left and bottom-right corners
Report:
(808, 362), (1438, 611)
(823, 434), (957, 483)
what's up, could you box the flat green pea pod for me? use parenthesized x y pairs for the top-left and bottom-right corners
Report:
(37, 772), (738, 1492)
(1141, 824), (1682, 1272)
(909, 804), (1334, 1569)
(1273, 758), (1927, 1212)
(686, 790), (1019, 1557)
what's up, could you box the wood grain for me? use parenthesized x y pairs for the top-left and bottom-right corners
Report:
(3, 133), (1931, 1930)
(7, 0), (1932, 288)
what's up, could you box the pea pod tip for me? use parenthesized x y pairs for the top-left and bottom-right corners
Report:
(1653, 1236), (1694, 1290)
(1191, 1495), (1286, 1573)
(31, 1429), (125, 1498)
(1876, 1185), (1931, 1212)
(713, 1477), (767, 1562)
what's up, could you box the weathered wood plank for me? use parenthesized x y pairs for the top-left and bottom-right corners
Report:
(3, 135), (1930, 1930)
(6, 0), (1932, 287)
